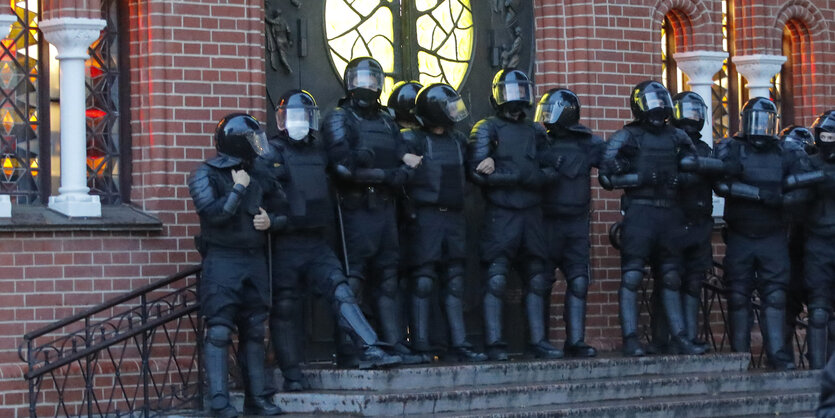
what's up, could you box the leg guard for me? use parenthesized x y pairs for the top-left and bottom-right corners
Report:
(620, 270), (643, 340)
(807, 307), (830, 369)
(682, 273), (704, 343)
(269, 291), (303, 386)
(525, 271), (554, 345)
(410, 274), (435, 352)
(760, 288), (795, 369)
(376, 269), (404, 345)
(205, 325), (236, 416)
(239, 315), (282, 416)
(564, 275), (596, 357)
(649, 276), (669, 352)
(332, 283), (379, 348)
(483, 258), (509, 348)
(443, 272), (468, 348)
(727, 291), (751, 353)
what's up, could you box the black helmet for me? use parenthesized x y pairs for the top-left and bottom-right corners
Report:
(387, 81), (422, 125)
(671, 91), (707, 135)
(780, 125), (815, 154)
(276, 89), (319, 141)
(343, 57), (384, 108)
(740, 97), (779, 140)
(491, 68), (534, 112)
(415, 83), (469, 128)
(534, 88), (580, 129)
(630, 80), (673, 127)
(811, 110), (835, 159)
(215, 113), (269, 163)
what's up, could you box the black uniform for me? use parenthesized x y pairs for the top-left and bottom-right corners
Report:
(321, 98), (414, 354)
(189, 153), (284, 417)
(601, 121), (698, 356)
(468, 113), (557, 359)
(261, 133), (401, 375)
(715, 135), (812, 369)
(541, 123), (604, 355)
(803, 153), (835, 368)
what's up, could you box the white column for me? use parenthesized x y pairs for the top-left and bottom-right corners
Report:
(41, 17), (106, 217)
(673, 50), (729, 219)
(0, 14), (18, 218)
(732, 54), (787, 100)
(673, 50), (728, 148)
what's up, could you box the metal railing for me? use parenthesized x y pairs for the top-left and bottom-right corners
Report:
(19, 266), (202, 417)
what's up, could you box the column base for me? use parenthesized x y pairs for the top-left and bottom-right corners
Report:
(49, 193), (101, 217)
(0, 195), (9, 217)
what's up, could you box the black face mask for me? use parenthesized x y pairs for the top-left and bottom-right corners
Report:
(749, 135), (777, 150)
(501, 101), (528, 116)
(350, 88), (380, 108)
(645, 108), (669, 128)
(819, 142), (835, 161)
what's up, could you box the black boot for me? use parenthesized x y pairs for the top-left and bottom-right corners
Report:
(240, 326), (282, 415)
(358, 345), (402, 369)
(392, 341), (431, 365)
(484, 291), (506, 360)
(564, 279), (596, 358)
(281, 366), (311, 392)
(761, 298), (796, 370)
(444, 276), (470, 349)
(622, 335), (646, 357)
(448, 344), (488, 362)
(807, 307), (830, 369)
(620, 271), (646, 357)
(271, 295), (305, 390)
(661, 287), (705, 355)
(525, 290), (563, 359)
(205, 326), (238, 418)
(527, 340), (564, 359)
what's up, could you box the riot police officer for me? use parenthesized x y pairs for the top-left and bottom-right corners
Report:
(802, 111), (835, 368)
(401, 83), (487, 362)
(188, 114), (282, 417)
(468, 69), (562, 360)
(263, 90), (402, 388)
(714, 97), (814, 370)
(388, 81), (423, 130)
(534, 88), (604, 357)
(321, 57), (424, 365)
(600, 80), (704, 357)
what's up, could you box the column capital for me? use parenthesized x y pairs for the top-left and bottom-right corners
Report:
(731, 54), (787, 97)
(39, 17), (106, 60)
(0, 14), (17, 39)
(673, 50), (728, 84)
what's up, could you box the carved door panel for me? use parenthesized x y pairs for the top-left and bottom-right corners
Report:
(264, 0), (536, 362)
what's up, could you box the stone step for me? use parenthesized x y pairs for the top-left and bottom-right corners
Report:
(435, 388), (819, 417)
(290, 353), (751, 391)
(271, 369), (820, 416)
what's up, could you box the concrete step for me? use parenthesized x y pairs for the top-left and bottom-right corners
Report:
(290, 353), (751, 391)
(271, 369), (820, 416)
(437, 388), (818, 417)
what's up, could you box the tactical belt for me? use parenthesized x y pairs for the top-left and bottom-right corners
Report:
(626, 197), (674, 208)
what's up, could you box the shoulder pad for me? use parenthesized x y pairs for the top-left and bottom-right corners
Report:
(400, 128), (421, 143)
(206, 155), (240, 169)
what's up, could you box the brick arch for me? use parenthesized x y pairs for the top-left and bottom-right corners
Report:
(771, 1), (832, 122)
(652, 0), (715, 52)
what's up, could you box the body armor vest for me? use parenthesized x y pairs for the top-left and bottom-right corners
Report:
(485, 118), (542, 209)
(281, 142), (333, 230)
(197, 165), (267, 248)
(626, 125), (679, 201)
(408, 131), (465, 209)
(543, 136), (592, 217)
(680, 140), (714, 220)
(355, 112), (399, 171)
(725, 140), (785, 235)
(807, 155), (835, 236)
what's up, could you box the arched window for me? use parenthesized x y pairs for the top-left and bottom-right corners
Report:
(0, 0), (127, 205)
(660, 13), (687, 94)
(777, 18), (812, 126)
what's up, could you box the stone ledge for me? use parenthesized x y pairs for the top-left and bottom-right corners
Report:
(0, 204), (163, 232)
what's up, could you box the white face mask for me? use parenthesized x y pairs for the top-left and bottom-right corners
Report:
(286, 119), (310, 141)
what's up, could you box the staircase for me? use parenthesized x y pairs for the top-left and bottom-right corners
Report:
(249, 353), (821, 417)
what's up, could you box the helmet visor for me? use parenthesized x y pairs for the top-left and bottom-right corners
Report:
(345, 68), (383, 92)
(494, 80), (534, 106)
(674, 100), (707, 123)
(246, 129), (270, 157)
(744, 111), (778, 137)
(535, 100), (566, 124)
(445, 97), (469, 123)
(637, 91), (673, 112)
(276, 106), (320, 132)
(816, 115), (835, 133)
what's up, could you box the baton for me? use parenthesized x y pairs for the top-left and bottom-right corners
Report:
(334, 192), (351, 277)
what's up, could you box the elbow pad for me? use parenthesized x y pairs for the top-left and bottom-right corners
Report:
(784, 170), (825, 191)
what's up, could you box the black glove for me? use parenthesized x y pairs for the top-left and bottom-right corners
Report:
(552, 155), (566, 171)
(354, 148), (375, 168)
(723, 160), (743, 176)
(384, 168), (408, 187)
(758, 189), (782, 207)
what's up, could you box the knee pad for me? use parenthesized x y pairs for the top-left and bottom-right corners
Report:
(413, 275), (435, 298)
(446, 262), (465, 280)
(333, 283), (358, 305)
(206, 325), (232, 348)
(486, 274), (507, 298)
(683, 276), (702, 298)
(273, 295), (300, 319)
(486, 257), (509, 278)
(446, 275), (465, 299)
(567, 275), (589, 299)
(412, 263), (436, 279)
(660, 270), (682, 291)
(761, 288), (787, 309)
(621, 270), (644, 292)
(240, 315), (267, 342)
(809, 308), (830, 329)
(528, 273), (554, 297)
(378, 271), (400, 298)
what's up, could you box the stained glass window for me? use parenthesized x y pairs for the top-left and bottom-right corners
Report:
(0, 0), (126, 205)
(325, 0), (473, 103)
